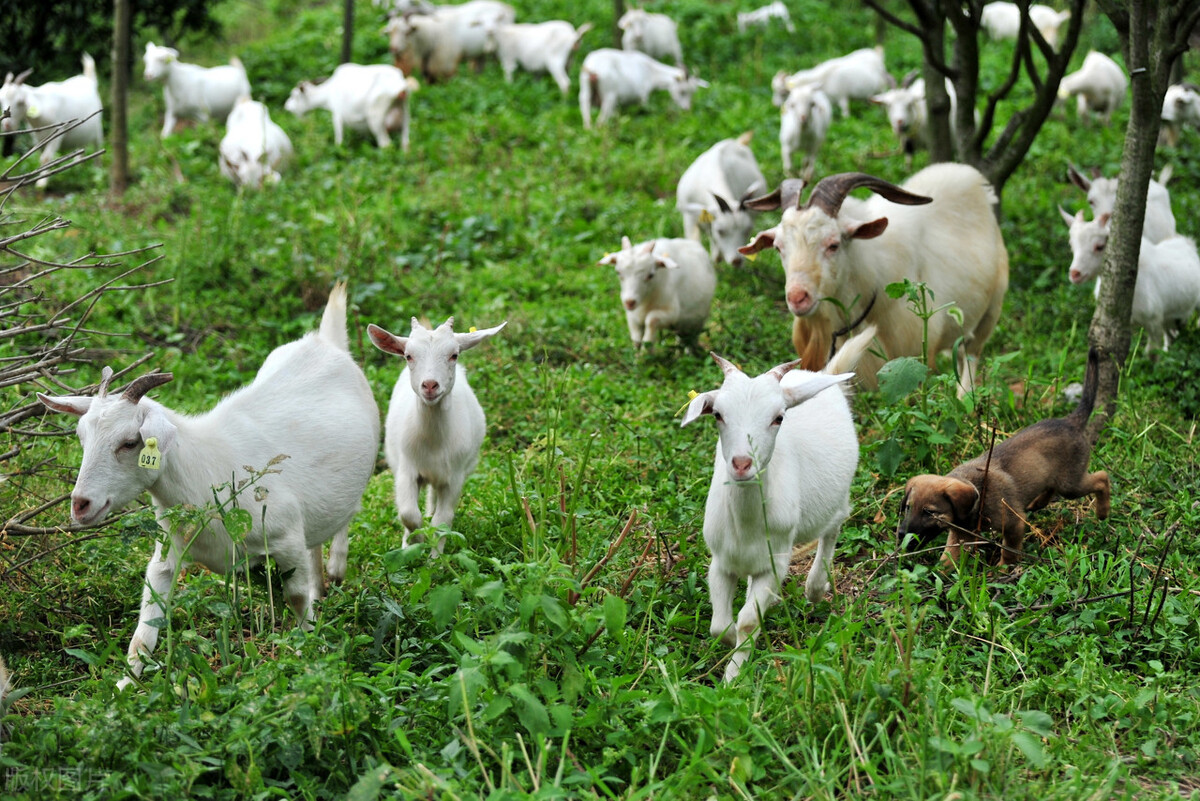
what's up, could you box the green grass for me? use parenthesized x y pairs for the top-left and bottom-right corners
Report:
(2, 0), (1199, 798)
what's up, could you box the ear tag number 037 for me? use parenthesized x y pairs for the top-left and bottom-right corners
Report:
(139, 437), (162, 470)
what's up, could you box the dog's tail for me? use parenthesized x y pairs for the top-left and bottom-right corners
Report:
(1069, 346), (1100, 425)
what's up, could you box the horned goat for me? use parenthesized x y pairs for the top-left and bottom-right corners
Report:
(1067, 163), (1176, 245)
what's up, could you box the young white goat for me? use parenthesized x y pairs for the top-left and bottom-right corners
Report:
(1058, 51), (1127, 125)
(367, 317), (505, 555)
(285, 64), (420, 150)
(980, 2), (1071, 49)
(871, 76), (961, 167)
(1067, 163), (1176, 245)
(0, 54), (103, 188)
(779, 83), (833, 179)
(618, 8), (683, 65)
(1160, 83), (1200, 147)
(776, 46), (892, 116)
(38, 284), (380, 689)
(485, 20), (593, 94)
(675, 132), (767, 267)
(385, 2), (515, 81)
(579, 48), (707, 128)
(1061, 208), (1200, 353)
(219, 96), (293, 189)
(599, 236), (716, 347)
(681, 326), (874, 682)
(737, 2), (795, 33)
(142, 43), (251, 137)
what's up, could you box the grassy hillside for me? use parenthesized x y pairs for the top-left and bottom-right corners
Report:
(2, 0), (1199, 798)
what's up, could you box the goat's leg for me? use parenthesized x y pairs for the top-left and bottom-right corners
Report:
(724, 550), (789, 682)
(393, 468), (424, 546)
(428, 476), (467, 556)
(118, 534), (184, 690)
(804, 517), (843, 604)
(707, 559), (738, 647)
(326, 525), (350, 583)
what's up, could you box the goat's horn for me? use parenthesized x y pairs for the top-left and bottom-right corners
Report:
(97, 366), (115, 397)
(122, 372), (174, 403)
(13, 68), (32, 85)
(768, 358), (804, 381)
(710, 352), (741, 376)
(744, 178), (807, 212)
(805, 172), (932, 219)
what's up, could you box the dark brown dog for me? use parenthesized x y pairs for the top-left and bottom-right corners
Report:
(897, 348), (1110, 566)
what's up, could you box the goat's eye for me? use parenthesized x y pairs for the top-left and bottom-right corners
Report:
(405, 354), (413, 362)
(449, 353), (458, 362)
(644, 272), (654, 281)
(772, 415), (784, 426)
(1093, 243), (1104, 253)
(119, 438), (140, 452)
(712, 412), (724, 423)
(826, 242), (839, 255)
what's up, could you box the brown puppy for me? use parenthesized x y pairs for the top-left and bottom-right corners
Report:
(897, 348), (1110, 565)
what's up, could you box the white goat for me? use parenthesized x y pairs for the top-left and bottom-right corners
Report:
(578, 48), (707, 129)
(779, 83), (833, 179)
(676, 132), (767, 267)
(37, 284), (380, 689)
(367, 317), (505, 556)
(775, 46), (892, 115)
(618, 8), (683, 66)
(285, 64), (419, 150)
(0, 54), (103, 189)
(1160, 83), (1200, 147)
(485, 20), (593, 94)
(1061, 208), (1200, 353)
(142, 43), (251, 137)
(1067, 163), (1176, 245)
(871, 76), (960, 167)
(384, 1), (515, 80)
(219, 96), (293, 189)
(980, 2), (1071, 49)
(681, 326), (874, 682)
(599, 236), (716, 347)
(1058, 51), (1126, 125)
(739, 164), (1009, 395)
(737, 2), (795, 33)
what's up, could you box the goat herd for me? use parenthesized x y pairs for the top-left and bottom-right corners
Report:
(3, 0), (1199, 686)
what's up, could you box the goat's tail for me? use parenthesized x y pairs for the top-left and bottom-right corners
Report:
(1069, 346), (1101, 426)
(81, 53), (97, 82)
(824, 323), (877, 376)
(230, 55), (246, 73)
(573, 22), (594, 49)
(319, 282), (351, 352)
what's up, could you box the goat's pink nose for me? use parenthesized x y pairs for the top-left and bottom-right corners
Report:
(422, 380), (439, 394)
(731, 456), (753, 475)
(623, 298), (637, 310)
(787, 287), (813, 314)
(1069, 269), (1082, 284)
(72, 496), (92, 520)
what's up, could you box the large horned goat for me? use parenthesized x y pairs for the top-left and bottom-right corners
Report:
(739, 163), (1009, 394)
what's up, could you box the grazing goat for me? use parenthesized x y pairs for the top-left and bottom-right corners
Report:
(774, 46), (892, 115)
(1058, 51), (1126, 125)
(1061, 208), (1200, 353)
(1161, 83), (1200, 146)
(599, 236), (716, 347)
(981, 2), (1071, 50)
(618, 8), (683, 66)
(219, 97), (293, 189)
(368, 318), (505, 556)
(737, 2), (795, 33)
(1067, 163), (1176, 245)
(0, 54), (103, 189)
(285, 64), (419, 150)
(676, 132), (767, 267)
(779, 83), (833, 179)
(485, 20), (593, 94)
(681, 326), (875, 682)
(385, 1), (515, 80)
(142, 43), (251, 137)
(739, 164), (1009, 395)
(578, 48), (707, 129)
(38, 284), (380, 689)
(871, 76), (961, 168)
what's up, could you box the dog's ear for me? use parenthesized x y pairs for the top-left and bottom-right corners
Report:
(942, 478), (980, 523)
(896, 484), (913, 542)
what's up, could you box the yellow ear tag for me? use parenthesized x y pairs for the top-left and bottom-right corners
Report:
(469, 326), (477, 333)
(27, 104), (39, 118)
(676, 389), (700, 417)
(698, 209), (714, 225)
(138, 437), (162, 470)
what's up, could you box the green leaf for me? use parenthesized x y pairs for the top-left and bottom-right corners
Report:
(222, 507), (253, 539)
(878, 357), (928, 404)
(970, 758), (990, 774)
(540, 595), (569, 631)
(875, 436), (904, 477)
(1011, 731), (1047, 769)
(1018, 710), (1055, 737)
(65, 648), (100, 668)
(602, 594), (627, 642)
(346, 763), (397, 801)
(1140, 739), (1158, 757)
(508, 683), (550, 735)
(428, 585), (462, 629)
(885, 281), (908, 300)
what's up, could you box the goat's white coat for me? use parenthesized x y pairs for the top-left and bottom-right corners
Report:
(740, 163), (1009, 394)
(219, 97), (293, 188)
(578, 48), (706, 128)
(676, 134), (767, 267)
(385, 1), (515, 79)
(681, 327), (873, 682)
(980, 2), (1071, 49)
(285, 64), (419, 149)
(37, 284), (380, 689)
(618, 8), (683, 65)
(737, 2), (795, 33)
(1062, 209), (1200, 353)
(1161, 83), (1200, 146)
(776, 46), (892, 115)
(368, 318), (505, 556)
(779, 84), (833, 179)
(486, 21), (592, 93)
(1058, 51), (1126, 125)
(871, 77), (962, 166)
(142, 43), (251, 137)
(1068, 164), (1176, 245)
(0, 54), (103, 188)
(599, 236), (715, 346)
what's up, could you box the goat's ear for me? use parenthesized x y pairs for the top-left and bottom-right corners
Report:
(781, 372), (852, 408)
(1098, 212), (1111, 227)
(845, 217), (888, 240)
(367, 323), (407, 357)
(139, 406), (178, 455)
(942, 477), (979, 521)
(712, 193), (733, 214)
(654, 250), (680, 270)
(455, 321), (507, 351)
(738, 180), (765, 208)
(1066, 163), (1090, 192)
(738, 228), (776, 256)
(37, 393), (92, 417)
(597, 250), (620, 266)
(680, 390), (716, 427)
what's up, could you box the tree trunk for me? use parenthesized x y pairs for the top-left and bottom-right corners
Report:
(341, 0), (355, 65)
(613, 0), (625, 48)
(110, 0), (130, 196)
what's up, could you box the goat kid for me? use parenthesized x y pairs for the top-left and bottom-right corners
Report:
(600, 235), (715, 347)
(286, 64), (419, 149)
(579, 48), (707, 129)
(219, 96), (293, 189)
(676, 131), (767, 267)
(143, 43), (251, 137)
